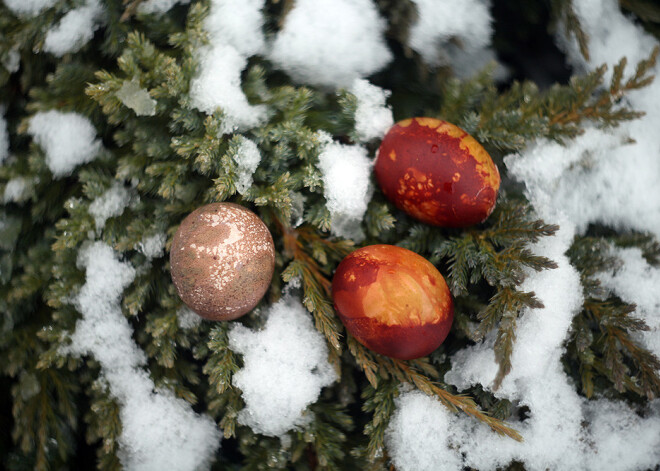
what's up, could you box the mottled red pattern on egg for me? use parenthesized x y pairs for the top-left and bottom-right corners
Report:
(375, 117), (500, 227)
(170, 203), (275, 321)
(332, 244), (453, 360)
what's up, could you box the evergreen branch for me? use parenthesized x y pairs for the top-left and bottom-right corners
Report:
(347, 337), (523, 441)
(280, 224), (348, 356)
(550, 0), (591, 61)
(567, 236), (660, 400)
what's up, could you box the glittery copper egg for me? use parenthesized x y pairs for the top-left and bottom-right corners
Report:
(170, 203), (275, 321)
(332, 244), (453, 360)
(375, 117), (500, 227)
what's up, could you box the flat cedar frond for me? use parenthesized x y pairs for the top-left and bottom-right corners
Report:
(567, 236), (660, 400)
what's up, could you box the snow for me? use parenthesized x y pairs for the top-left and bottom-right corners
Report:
(316, 136), (372, 240)
(232, 137), (261, 195)
(28, 110), (102, 178)
(0, 109), (8, 165)
(64, 242), (220, 470)
(1, 49), (20, 73)
(138, 0), (190, 15)
(117, 80), (157, 117)
(408, 0), (497, 78)
(4, 177), (27, 203)
(3, 0), (56, 16)
(43, 0), (104, 56)
(228, 296), (337, 437)
(385, 390), (463, 471)
(189, 0), (267, 133)
(177, 306), (202, 330)
(598, 247), (660, 358)
(136, 232), (167, 260)
(269, 0), (391, 88)
(88, 183), (135, 230)
(203, 0), (265, 57)
(350, 79), (393, 142)
(385, 2), (660, 468)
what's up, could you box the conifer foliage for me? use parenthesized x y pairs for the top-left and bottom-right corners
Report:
(1, 0), (660, 470)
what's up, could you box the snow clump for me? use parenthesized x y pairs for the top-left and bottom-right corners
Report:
(2, 0), (57, 16)
(316, 134), (372, 241)
(117, 79), (157, 116)
(350, 79), (394, 142)
(0, 109), (8, 165)
(88, 182), (136, 230)
(269, 0), (391, 88)
(189, 0), (267, 133)
(232, 137), (261, 195)
(28, 110), (102, 178)
(138, 0), (190, 14)
(64, 242), (221, 471)
(136, 232), (167, 260)
(408, 0), (497, 78)
(43, 0), (105, 56)
(228, 296), (337, 437)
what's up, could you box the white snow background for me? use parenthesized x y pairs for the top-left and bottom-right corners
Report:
(13, 0), (660, 469)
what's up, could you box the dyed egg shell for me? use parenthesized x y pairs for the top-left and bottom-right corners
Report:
(332, 244), (453, 360)
(375, 117), (500, 227)
(170, 202), (275, 321)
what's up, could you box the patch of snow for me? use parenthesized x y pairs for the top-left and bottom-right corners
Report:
(177, 306), (202, 330)
(0, 109), (8, 165)
(136, 232), (167, 260)
(138, 0), (190, 14)
(232, 137), (261, 195)
(64, 242), (220, 470)
(408, 0), (496, 78)
(3, 0), (57, 16)
(189, 0), (267, 133)
(269, 0), (391, 88)
(316, 137), (372, 241)
(3, 177), (27, 203)
(228, 296), (337, 436)
(598, 246), (660, 358)
(43, 0), (105, 56)
(385, 390), (463, 471)
(28, 110), (102, 178)
(350, 79), (393, 142)
(88, 183), (135, 230)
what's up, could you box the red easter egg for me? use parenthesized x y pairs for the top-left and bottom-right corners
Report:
(375, 117), (500, 227)
(332, 244), (453, 360)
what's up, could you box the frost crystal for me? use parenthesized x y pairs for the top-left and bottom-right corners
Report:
(269, 0), (391, 88)
(228, 296), (337, 436)
(117, 80), (157, 117)
(65, 243), (220, 470)
(28, 110), (102, 178)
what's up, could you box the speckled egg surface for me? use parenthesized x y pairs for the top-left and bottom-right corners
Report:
(375, 117), (500, 227)
(170, 202), (275, 321)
